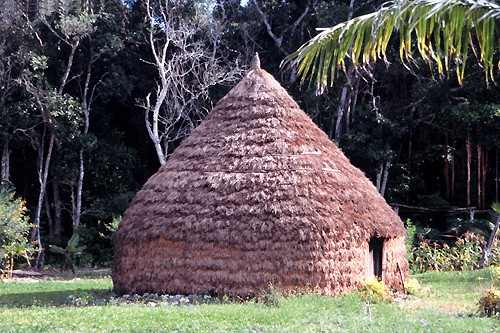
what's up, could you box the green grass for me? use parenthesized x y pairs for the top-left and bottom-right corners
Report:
(1, 269), (499, 332)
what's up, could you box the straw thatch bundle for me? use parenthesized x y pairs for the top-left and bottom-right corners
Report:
(112, 55), (408, 297)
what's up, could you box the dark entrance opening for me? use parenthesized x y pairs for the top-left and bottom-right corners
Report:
(368, 237), (384, 279)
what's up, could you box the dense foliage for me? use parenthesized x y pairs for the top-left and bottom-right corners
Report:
(1, 0), (500, 268)
(0, 189), (33, 277)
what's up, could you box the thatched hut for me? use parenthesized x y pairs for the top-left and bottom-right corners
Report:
(112, 55), (409, 297)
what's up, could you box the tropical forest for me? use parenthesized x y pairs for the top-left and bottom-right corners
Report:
(2, 0), (500, 331)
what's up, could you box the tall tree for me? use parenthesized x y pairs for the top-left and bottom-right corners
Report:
(0, 0), (36, 188)
(142, 0), (243, 165)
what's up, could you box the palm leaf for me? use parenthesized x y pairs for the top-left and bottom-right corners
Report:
(67, 234), (79, 252)
(492, 202), (500, 215)
(49, 245), (66, 254)
(282, 0), (500, 92)
(74, 245), (87, 253)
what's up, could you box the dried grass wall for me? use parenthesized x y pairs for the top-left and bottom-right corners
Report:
(114, 234), (394, 296)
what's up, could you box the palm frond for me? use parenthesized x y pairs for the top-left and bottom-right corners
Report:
(282, 0), (500, 92)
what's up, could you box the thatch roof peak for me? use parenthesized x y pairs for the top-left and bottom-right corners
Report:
(250, 52), (260, 70)
(218, 61), (289, 105)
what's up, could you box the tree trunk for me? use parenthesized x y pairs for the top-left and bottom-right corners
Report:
(466, 133), (471, 207)
(407, 129), (412, 204)
(59, 41), (79, 95)
(479, 213), (500, 269)
(74, 148), (84, 234)
(1, 141), (10, 189)
(478, 145), (482, 210)
(332, 86), (349, 140)
(44, 189), (54, 237)
(452, 141), (456, 200)
(496, 146), (498, 203)
(329, 0), (356, 142)
(31, 133), (55, 268)
(444, 132), (449, 201)
(376, 163), (383, 193)
(53, 180), (62, 237)
(380, 161), (391, 197)
(346, 79), (359, 135)
(482, 150), (488, 211)
(73, 49), (93, 235)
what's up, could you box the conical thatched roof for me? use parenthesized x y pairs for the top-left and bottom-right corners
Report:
(112, 56), (408, 297)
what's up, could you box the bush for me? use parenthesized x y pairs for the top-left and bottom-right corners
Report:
(404, 218), (417, 254)
(405, 278), (421, 295)
(0, 189), (34, 278)
(478, 288), (500, 316)
(359, 277), (392, 303)
(479, 266), (500, 316)
(409, 232), (488, 273)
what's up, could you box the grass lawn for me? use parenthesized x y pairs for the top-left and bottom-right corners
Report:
(0, 269), (499, 332)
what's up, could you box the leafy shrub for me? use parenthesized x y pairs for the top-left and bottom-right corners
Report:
(404, 218), (417, 254)
(491, 266), (500, 286)
(256, 287), (282, 307)
(478, 288), (500, 315)
(409, 232), (490, 273)
(75, 288), (94, 303)
(359, 277), (392, 303)
(0, 189), (34, 278)
(478, 266), (500, 316)
(405, 278), (421, 295)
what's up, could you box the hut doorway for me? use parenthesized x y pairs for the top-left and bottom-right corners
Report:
(367, 237), (385, 279)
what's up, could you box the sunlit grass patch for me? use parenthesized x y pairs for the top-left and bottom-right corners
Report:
(0, 269), (499, 332)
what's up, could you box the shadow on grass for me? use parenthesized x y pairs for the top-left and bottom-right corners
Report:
(46, 269), (112, 280)
(0, 288), (111, 308)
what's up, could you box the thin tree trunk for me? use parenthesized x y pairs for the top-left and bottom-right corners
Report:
(496, 146), (498, 203)
(73, 50), (93, 235)
(482, 151), (488, 211)
(444, 132), (449, 201)
(452, 141), (456, 200)
(332, 86), (349, 140)
(479, 213), (500, 268)
(376, 163), (383, 192)
(407, 129), (412, 205)
(74, 149), (84, 234)
(1, 141), (10, 189)
(32, 133), (55, 268)
(334, 74), (359, 141)
(59, 41), (79, 95)
(380, 161), (391, 197)
(329, 0), (356, 142)
(478, 145), (482, 209)
(466, 133), (471, 207)
(346, 79), (359, 135)
(44, 189), (54, 237)
(53, 180), (62, 237)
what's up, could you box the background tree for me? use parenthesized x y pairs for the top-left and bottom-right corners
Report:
(142, 0), (243, 165)
(0, 0), (37, 189)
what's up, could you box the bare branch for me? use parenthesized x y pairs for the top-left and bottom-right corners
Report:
(251, 0), (311, 56)
(141, 0), (244, 165)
